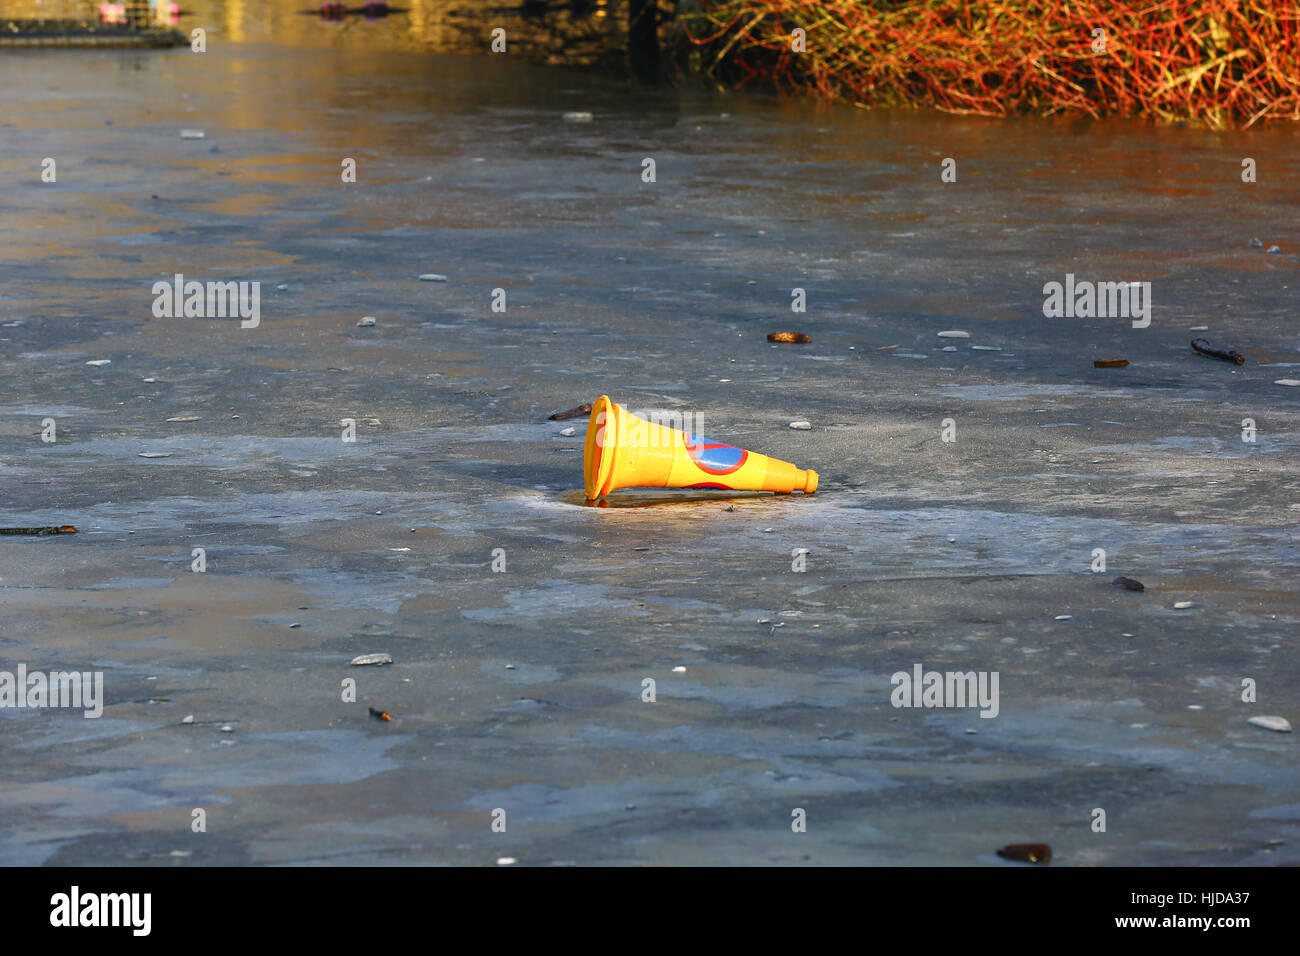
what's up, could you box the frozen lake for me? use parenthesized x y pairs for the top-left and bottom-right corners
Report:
(1, 12), (1298, 865)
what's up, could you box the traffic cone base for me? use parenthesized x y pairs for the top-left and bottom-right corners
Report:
(583, 395), (818, 499)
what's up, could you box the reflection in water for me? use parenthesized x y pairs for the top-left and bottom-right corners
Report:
(2, 0), (668, 69)
(4, 0), (178, 26)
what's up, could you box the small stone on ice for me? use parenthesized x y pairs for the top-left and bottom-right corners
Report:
(167, 416), (200, 422)
(351, 653), (393, 666)
(505, 664), (515, 670)
(937, 330), (970, 338)
(496, 857), (517, 865)
(1173, 601), (1194, 609)
(180, 129), (205, 139)
(219, 724), (233, 733)
(418, 273), (448, 282)
(1247, 716), (1292, 732)
(942, 346), (958, 351)
(672, 666), (686, 673)
(762, 528), (775, 533)
(971, 345), (1001, 351)
(181, 715), (194, 724)
(1249, 237), (1263, 248)
(289, 622), (301, 628)
(1275, 379), (1300, 387)
(1055, 615), (1072, 620)
(1266, 245), (1281, 254)
(139, 452), (172, 458)
(276, 284), (289, 291)
(559, 427), (575, 437)
(86, 359), (111, 366)
(562, 111), (593, 122)
(789, 421), (812, 429)
(357, 316), (376, 327)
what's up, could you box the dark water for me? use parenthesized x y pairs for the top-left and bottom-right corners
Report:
(0, 12), (1297, 866)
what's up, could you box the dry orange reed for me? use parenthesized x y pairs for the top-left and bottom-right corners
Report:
(681, 1), (1300, 128)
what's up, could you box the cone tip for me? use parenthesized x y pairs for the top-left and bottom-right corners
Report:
(804, 469), (819, 493)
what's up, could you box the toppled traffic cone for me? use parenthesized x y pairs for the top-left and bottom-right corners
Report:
(582, 395), (819, 499)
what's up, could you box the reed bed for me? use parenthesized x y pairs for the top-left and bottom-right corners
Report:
(680, 0), (1300, 127)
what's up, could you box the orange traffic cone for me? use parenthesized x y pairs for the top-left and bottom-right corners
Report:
(582, 395), (819, 499)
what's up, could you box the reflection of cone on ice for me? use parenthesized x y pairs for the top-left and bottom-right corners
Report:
(582, 395), (819, 499)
